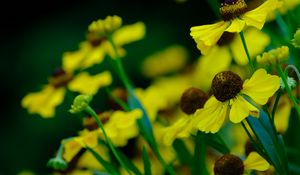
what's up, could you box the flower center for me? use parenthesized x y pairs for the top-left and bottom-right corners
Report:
(217, 32), (236, 46)
(220, 0), (248, 21)
(214, 154), (244, 175)
(212, 71), (243, 102)
(87, 32), (106, 47)
(49, 68), (73, 88)
(180, 87), (209, 115)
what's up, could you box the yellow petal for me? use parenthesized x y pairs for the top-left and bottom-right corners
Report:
(193, 96), (229, 133)
(113, 22), (146, 46)
(21, 85), (65, 118)
(163, 116), (192, 146)
(244, 152), (270, 171)
(225, 18), (246, 33)
(242, 69), (280, 105)
(229, 95), (259, 123)
(68, 71), (112, 95)
(242, 0), (280, 29)
(190, 21), (230, 55)
(63, 140), (82, 162)
(230, 28), (270, 65)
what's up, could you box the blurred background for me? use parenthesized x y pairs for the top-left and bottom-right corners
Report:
(1, 0), (215, 174)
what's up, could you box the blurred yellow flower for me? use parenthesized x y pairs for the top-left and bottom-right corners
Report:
(142, 45), (188, 78)
(101, 109), (142, 146)
(190, 0), (279, 55)
(22, 70), (112, 118)
(63, 17), (145, 72)
(192, 69), (280, 133)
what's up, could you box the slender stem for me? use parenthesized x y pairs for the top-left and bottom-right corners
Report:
(276, 65), (300, 117)
(85, 106), (131, 174)
(239, 31), (255, 73)
(241, 121), (265, 157)
(272, 92), (282, 124)
(105, 88), (130, 111)
(107, 34), (133, 91)
(56, 143), (64, 158)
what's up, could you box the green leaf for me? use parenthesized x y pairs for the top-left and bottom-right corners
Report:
(172, 139), (193, 166)
(247, 109), (288, 174)
(203, 133), (230, 154)
(115, 148), (143, 175)
(142, 146), (152, 175)
(87, 147), (118, 175)
(192, 132), (209, 175)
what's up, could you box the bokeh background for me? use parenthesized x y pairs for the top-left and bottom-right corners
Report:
(1, 0), (215, 174)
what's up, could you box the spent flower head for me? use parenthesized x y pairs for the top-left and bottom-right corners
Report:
(69, 94), (93, 114)
(47, 156), (68, 171)
(256, 46), (289, 64)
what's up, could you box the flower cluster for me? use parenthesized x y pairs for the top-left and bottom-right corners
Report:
(20, 0), (300, 174)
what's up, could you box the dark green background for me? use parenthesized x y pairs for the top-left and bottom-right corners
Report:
(1, 0), (214, 174)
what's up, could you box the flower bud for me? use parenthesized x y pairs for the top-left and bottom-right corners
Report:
(69, 95), (93, 114)
(291, 28), (300, 48)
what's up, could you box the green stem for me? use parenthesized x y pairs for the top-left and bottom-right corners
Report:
(105, 88), (130, 111)
(276, 65), (300, 117)
(239, 31), (255, 73)
(107, 34), (133, 91)
(241, 121), (266, 157)
(272, 92), (282, 125)
(85, 106), (131, 174)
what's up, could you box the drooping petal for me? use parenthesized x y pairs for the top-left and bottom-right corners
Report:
(190, 21), (230, 55)
(113, 22), (146, 46)
(21, 85), (65, 118)
(241, 0), (280, 29)
(63, 140), (82, 162)
(225, 18), (246, 33)
(229, 95), (259, 123)
(68, 71), (112, 95)
(242, 69), (280, 105)
(244, 152), (270, 171)
(193, 96), (229, 133)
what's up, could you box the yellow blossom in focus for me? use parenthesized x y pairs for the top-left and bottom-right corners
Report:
(142, 45), (188, 78)
(243, 152), (270, 172)
(101, 109), (142, 146)
(22, 70), (112, 118)
(63, 17), (145, 72)
(190, 0), (280, 55)
(192, 69), (280, 133)
(256, 46), (289, 64)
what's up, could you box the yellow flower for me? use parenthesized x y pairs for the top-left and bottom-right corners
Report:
(142, 45), (188, 78)
(22, 70), (112, 118)
(190, 0), (279, 55)
(193, 69), (280, 133)
(101, 109), (142, 146)
(214, 152), (270, 174)
(256, 46), (289, 64)
(63, 129), (99, 162)
(63, 16), (145, 72)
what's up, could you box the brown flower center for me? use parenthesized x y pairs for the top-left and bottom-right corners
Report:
(49, 68), (73, 88)
(220, 0), (248, 21)
(212, 71), (243, 102)
(87, 31), (106, 47)
(180, 87), (209, 115)
(214, 154), (244, 175)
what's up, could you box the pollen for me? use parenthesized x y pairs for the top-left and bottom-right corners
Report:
(214, 154), (244, 175)
(220, 0), (248, 21)
(212, 71), (243, 102)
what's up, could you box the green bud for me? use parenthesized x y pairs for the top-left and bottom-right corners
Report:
(291, 28), (300, 48)
(280, 77), (297, 91)
(69, 94), (93, 114)
(47, 157), (68, 170)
